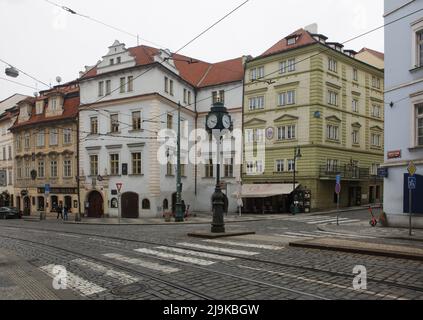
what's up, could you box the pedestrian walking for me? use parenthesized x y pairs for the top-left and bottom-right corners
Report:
(56, 204), (63, 220)
(63, 206), (68, 221)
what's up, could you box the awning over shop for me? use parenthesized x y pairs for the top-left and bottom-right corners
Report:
(233, 184), (299, 199)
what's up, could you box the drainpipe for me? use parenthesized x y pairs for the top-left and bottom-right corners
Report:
(194, 88), (198, 196)
(76, 114), (82, 222)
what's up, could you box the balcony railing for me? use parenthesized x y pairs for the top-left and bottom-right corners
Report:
(319, 165), (371, 180)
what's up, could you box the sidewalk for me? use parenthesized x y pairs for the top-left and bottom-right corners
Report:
(22, 206), (366, 226)
(0, 248), (80, 300)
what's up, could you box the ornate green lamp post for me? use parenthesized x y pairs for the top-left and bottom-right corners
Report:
(206, 97), (232, 233)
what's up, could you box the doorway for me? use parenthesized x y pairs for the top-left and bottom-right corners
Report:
(23, 196), (31, 216)
(121, 192), (139, 218)
(87, 191), (104, 218)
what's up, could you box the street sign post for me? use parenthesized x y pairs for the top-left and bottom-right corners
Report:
(116, 183), (123, 224)
(408, 162), (417, 236)
(336, 175), (341, 225)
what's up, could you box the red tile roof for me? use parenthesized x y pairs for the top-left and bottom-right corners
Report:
(358, 47), (385, 61)
(80, 45), (244, 88)
(260, 28), (317, 57)
(10, 86), (79, 131)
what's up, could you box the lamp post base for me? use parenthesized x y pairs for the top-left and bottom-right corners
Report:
(175, 203), (184, 222)
(211, 187), (225, 233)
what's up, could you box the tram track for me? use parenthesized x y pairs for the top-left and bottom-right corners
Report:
(0, 223), (422, 299)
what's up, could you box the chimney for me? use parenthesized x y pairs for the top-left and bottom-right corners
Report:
(304, 23), (318, 34)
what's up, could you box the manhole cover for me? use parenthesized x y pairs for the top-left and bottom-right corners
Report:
(111, 283), (148, 296)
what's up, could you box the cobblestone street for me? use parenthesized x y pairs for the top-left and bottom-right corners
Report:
(0, 209), (422, 300)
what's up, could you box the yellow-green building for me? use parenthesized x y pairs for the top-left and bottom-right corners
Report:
(242, 28), (384, 213)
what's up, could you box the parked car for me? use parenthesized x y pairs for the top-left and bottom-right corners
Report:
(0, 207), (22, 219)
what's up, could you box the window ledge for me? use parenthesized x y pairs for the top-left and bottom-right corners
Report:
(128, 130), (144, 134)
(202, 177), (215, 180)
(129, 174), (144, 177)
(410, 65), (423, 73)
(166, 174), (175, 177)
(408, 146), (423, 151)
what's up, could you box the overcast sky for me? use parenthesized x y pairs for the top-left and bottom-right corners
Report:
(0, 0), (384, 101)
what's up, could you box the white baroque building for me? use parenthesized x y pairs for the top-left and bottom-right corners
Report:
(384, 0), (423, 227)
(79, 41), (245, 218)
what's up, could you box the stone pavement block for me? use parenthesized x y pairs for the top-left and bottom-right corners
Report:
(289, 237), (423, 261)
(0, 249), (81, 300)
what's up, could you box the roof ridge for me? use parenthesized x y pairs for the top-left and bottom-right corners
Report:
(196, 64), (214, 87)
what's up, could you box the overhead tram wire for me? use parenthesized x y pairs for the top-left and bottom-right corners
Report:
(0, 58), (51, 89)
(65, 0), (251, 134)
(0, 77), (39, 91)
(42, 0), (167, 49)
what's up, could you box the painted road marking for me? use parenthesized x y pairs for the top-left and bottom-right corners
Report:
(103, 253), (179, 273)
(306, 218), (357, 225)
(71, 259), (139, 285)
(58, 233), (81, 238)
(286, 215), (334, 222)
(89, 237), (123, 246)
(203, 239), (283, 250)
(155, 246), (236, 261)
(238, 265), (404, 300)
(178, 242), (259, 256)
(284, 232), (325, 238)
(134, 248), (215, 266)
(40, 264), (106, 296)
(314, 230), (376, 239)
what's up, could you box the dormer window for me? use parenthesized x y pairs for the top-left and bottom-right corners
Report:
(51, 97), (57, 111)
(287, 36), (298, 46)
(36, 101), (44, 115)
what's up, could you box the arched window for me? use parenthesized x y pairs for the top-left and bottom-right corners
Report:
(163, 199), (169, 210)
(142, 199), (150, 210)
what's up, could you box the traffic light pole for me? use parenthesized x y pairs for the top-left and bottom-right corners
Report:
(175, 103), (184, 222)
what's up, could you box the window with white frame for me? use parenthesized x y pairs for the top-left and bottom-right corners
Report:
(51, 97), (57, 111)
(417, 29), (423, 67)
(249, 96), (264, 110)
(164, 77), (169, 93)
(246, 160), (264, 175)
(416, 104), (423, 146)
(17, 162), (22, 179)
(353, 68), (358, 81)
(105, 80), (111, 95)
(120, 77), (126, 93)
(132, 111), (142, 131)
(49, 128), (58, 146)
(50, 160), (58, 178)
(224, 158), (234, 178)
(36, 101), (43, 115)
(98, 81), (104, 96)
(25, 163), (30, 178)
(90, 117), (98, 135)
(352, 99), (359, 113)
(287, 160), (295, 172)
(250, 66), (264, 80)
(372, 76), (381, 89)
(327, 125), (339, 141)
(110, 154), (120, 175)
(205, 159), (213, 178)
(328, 90), (338, 106)
(372, 105), (381, 118)
(371, 133), (381, 147)
(370, 163), (380, 176)
(169, 80), (174, 96)
(277, 125), (296, 141)
(278, 90), (296, 106)
(127, 76), (134, 92)
(90, 155), (98, 176)
(110, 114), (119, 133)
(132, 153), (142, 175)
(37, 130), (45, 147)
(326, 159), (339, 172)
(287, 59), (296, 72)
(352, 130), (360, 145)
(64, 160), (72, 178)
(328, 58), (337, 72)
(24, 133), (30, 149)
(280, 61), (287, 74)
(287, 37), (297, 46)
(63, 128), (72, 144)
(275, 160), (284, 173)
(38, 161), (45, 178)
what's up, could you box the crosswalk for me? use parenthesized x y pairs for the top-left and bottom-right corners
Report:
(38, 238), (284, 297)
(284, 215), (361, 226)
(274, 230), (376, 240)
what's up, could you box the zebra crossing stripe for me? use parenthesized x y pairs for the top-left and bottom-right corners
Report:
(203, 239), (283, 250)
(335, 219), (361, 224)
(103, 253), (179, 273)
(273, 234), (310, 239)
(134, 248), (216, 266)
(156, 246), (236, 261)
(285, 232), (325, 238)
(177, 242), (259, 256)
(40, 264), (106, 296)
(306, 218), (350, 225)
(314, 230), (376, 239)
(286, 215), (334, 222)
(71, 259), (139, 285)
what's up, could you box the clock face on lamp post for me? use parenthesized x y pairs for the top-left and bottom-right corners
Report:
(222, 115), (231, 129)
(207, 114), (218, 130)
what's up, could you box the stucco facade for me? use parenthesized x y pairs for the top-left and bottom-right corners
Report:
(242, 28), (384, 212)
(384, 0), (423, 227)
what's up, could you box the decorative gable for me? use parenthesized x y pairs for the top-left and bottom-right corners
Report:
(18, 103), (32, 122)
(326, 115), (342, 123)
(274, 114), (299, 123)
(97, 40), (136, 74)
(244, 118), (267, 126)
(370, 125), (383, 132)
